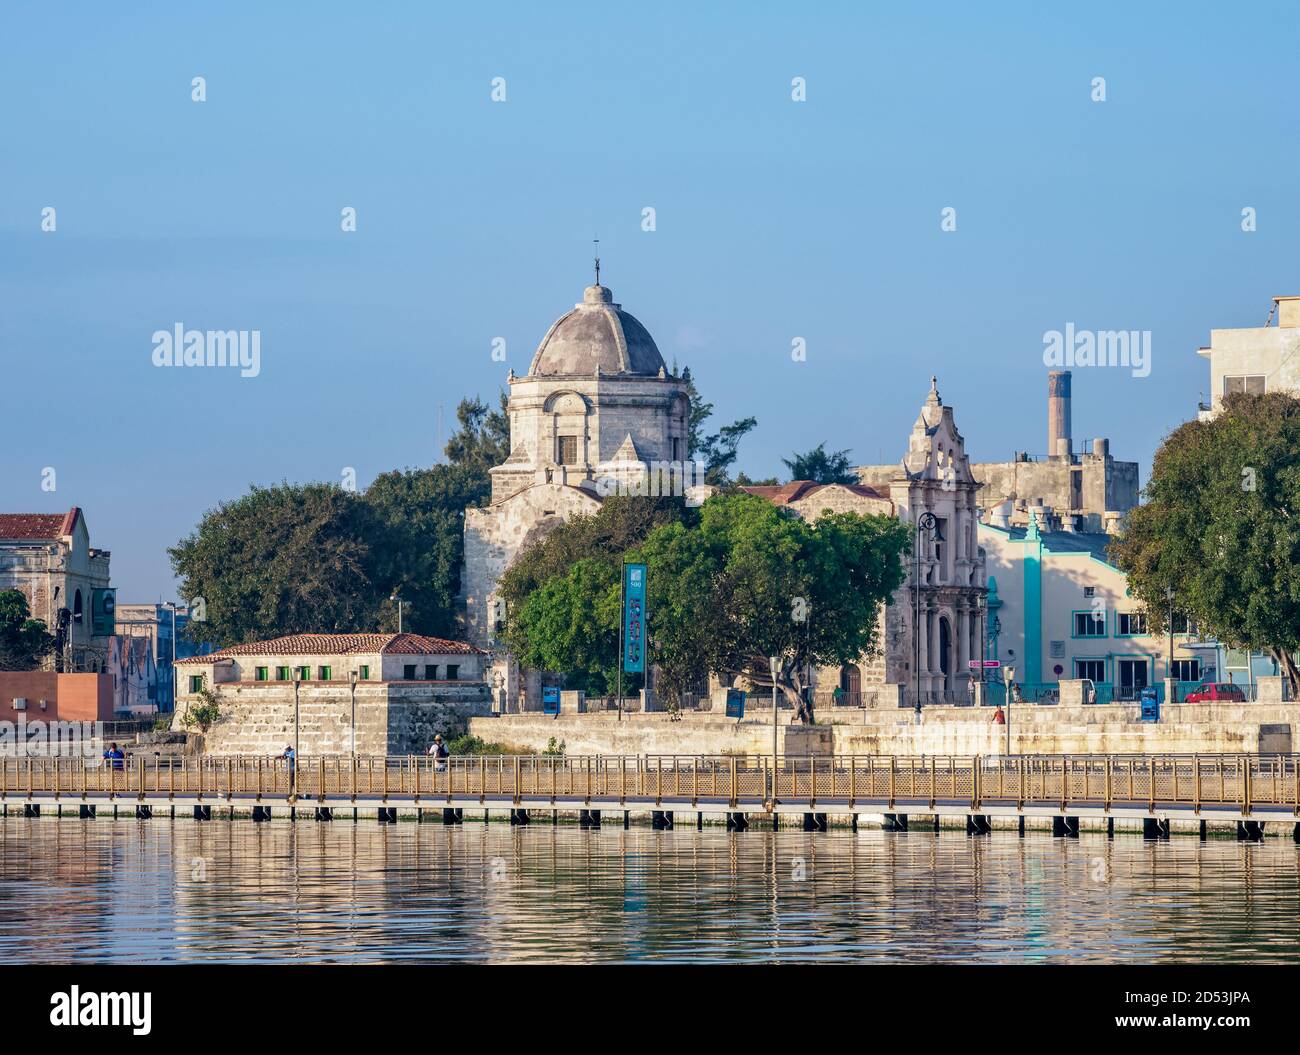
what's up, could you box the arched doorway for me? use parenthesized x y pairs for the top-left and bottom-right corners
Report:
(839, 664), (861, 706)
(938, 616), (952, 693)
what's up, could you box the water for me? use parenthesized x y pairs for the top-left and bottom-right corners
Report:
(1, 815), (1297, 963)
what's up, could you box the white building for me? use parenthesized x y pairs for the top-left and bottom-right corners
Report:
(1197, 295), (1300, 419)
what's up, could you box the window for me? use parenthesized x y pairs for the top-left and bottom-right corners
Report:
(446, 664), (459, 680)
(424, 664), (438, 680)
(1074, 659), (1106, 682)
(557, 435), (579, 465)
(403, 664), (416, 680)
(255, 666), (268, 682)
(188, 675), (203, 693)
(358, 665), (370, 680)
(1073, 611), (1106, 637)
(1116, 658), (1149, 700)
(1083, 587), (1095, 598)
(317, 666), (331, 680)
(296, 665), (311, 681)
(276, 666), (291, 681)
(671, 437), (681, 461)
(1171, 658), (1201, 682)
(1170, 612), (1196, 635)
(1117, 611), (1148, 636)
(1224, 375), (1265, 396)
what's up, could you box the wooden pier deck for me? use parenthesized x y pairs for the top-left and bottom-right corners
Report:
(2, 754), (1299, 831)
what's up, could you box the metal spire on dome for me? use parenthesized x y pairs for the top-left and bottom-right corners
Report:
(593, 237), (600, 286)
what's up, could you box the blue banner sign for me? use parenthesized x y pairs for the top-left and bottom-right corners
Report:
(542, 686), (560, 715)
(622, 563), (647, 674)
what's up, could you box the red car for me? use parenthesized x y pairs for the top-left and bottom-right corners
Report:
(1182, 682), (1247, 703)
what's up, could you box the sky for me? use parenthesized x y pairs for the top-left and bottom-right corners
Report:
(2, 1), (1298, 601)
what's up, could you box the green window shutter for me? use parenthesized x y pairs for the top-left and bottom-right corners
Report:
(255, 666), (268, 681)
(359, 665), (369, 680)
(318, 666), (331, 680)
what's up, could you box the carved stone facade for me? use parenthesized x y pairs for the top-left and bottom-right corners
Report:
(461, 280), (690, 710)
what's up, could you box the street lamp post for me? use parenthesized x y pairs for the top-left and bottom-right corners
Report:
(349, 669), (358, 758)
(769, 655), (780, 804)
(1165, 586), (1176, 702)
(293, 670), (302, 765)
(913, 511), (944, 718)
(1003, 664), (1016, 755)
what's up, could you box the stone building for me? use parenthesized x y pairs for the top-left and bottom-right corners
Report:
(173, 632), (489, 755)
(461, 277), (692, 710)
(858, 371), (1140, 534)
(0, 508), (113, 672)
(1196, 294), (1300, 420)
(747, 378), (987, 708)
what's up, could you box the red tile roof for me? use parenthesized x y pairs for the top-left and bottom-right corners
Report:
(0, 508), (81, 540)
(175, 632), (483, 665)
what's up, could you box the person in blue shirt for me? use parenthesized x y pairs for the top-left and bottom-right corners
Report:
(102, 743), (125, 770)
(280, 745), (296, 790)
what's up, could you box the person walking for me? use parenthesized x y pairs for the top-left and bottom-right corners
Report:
(992, 706), (1006, 725)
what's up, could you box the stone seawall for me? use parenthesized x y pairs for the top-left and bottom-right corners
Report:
(470, 702), (1298, 757)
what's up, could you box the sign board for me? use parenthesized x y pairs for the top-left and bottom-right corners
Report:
(725, 688), (746, 719)
(542, 686), (560, 715)
(967, 660), (1001, 668)
(622, 563), (647, 674)
(91, 589), (116, 637)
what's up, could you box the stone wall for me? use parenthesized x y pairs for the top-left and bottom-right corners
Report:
(182, 682), (491, 756)
(471, 702), (1300, 758)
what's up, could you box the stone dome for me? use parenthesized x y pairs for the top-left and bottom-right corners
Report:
(527, 284), (666, 377)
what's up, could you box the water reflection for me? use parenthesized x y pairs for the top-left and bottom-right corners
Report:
(0, 817), (1296, 963)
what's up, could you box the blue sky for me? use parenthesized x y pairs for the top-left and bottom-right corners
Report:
(3, 1), (1297, 600)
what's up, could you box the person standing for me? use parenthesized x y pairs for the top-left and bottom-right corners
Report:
(429, 734), (449, 773)
(281, 744), (296, 791)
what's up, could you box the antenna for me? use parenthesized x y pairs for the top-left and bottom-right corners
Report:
(593, 237), (601, 285)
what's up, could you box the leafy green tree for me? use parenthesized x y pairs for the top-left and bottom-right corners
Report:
(365, 463), (486, 636)
(502, 493), (910, 718)
(0, 590), (55, 670)
(681, 365), (757, 485)
(1110, 392), (1300, 694)
(169, 484), (384, 647)
(444, 393), (510, 474)
(508, 558), (623, 693)
(782, 442), (857, 484)
(634, 494), (909, 716)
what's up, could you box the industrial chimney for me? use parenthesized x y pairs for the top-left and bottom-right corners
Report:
(1047, 370), (1072, 460)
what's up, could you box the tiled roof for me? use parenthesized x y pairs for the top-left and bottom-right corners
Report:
(175, 632), (482, 665)
(0, 508), (80, 540)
